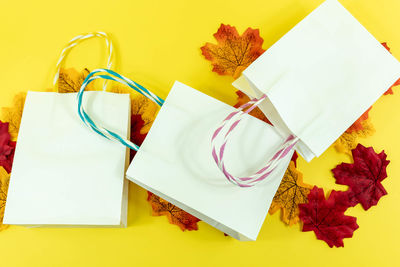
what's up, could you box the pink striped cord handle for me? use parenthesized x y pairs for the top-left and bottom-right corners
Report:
(211, 94), (298, 187)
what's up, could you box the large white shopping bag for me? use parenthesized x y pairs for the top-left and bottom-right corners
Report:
(3, 33), (132, 227)
(233, 0), (400, 161)
(126, 81), (294, 241)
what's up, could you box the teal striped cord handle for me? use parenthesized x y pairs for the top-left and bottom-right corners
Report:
(77, 68), (164, 151)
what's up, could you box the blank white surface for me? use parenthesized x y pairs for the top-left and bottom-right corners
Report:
(4, 91), (130, 226)
(126, 81), (293, 240)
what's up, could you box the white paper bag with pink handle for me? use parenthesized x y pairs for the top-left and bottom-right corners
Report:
(233, 0), (400, 161)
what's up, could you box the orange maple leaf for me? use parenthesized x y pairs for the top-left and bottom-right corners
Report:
(147, 192), (200, 231)
(269, 162), (312, 226)
(335, 119), (375, 155)
(234, 91), (271, 124)
(382, 42), (400, 95)
(346, 107), (372, 133)
(234, 90), (299, 165)
(201, 24), (265, 78)
(109, 86), (159, 134)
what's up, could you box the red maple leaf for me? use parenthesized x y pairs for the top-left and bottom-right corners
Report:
(0, 121), (16, 173)
(291, 151), (298, 167)
(299, 186), (359, 248)
(201, 24), (265, 78)
(130, 114), (147, 161)
(332, 144), (389, 210)
(382, 42), (400, 95)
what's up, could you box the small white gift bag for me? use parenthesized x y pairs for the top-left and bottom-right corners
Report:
(126, 81), (294, 240)
(233, 0), (400, 161)
(3, 33), (134, 227)
(4, 91), (131, 227)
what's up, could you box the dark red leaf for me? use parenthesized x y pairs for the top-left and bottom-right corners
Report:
(332, 144), (389, 210)
(130, 114), (147, 161)
(299, 186), (359, 248)
(291, 151), (298, 167)
(0, 121), (16, 173)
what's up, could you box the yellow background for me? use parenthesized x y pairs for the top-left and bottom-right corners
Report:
(1, 0), (399, 266)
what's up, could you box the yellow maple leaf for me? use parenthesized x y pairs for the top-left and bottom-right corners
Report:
(1, 92), (27, 141)
(0, 167), (10, 231)
(57, 67), (159, 133)
(108, 86), (159, 134)
(269, 161), (312, 226)
(57, 68), (94, 93)
(334, 119), (375, 155)
(1, 68), (158, 141)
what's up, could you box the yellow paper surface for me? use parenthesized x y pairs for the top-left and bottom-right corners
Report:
(0, 0), (399, 266)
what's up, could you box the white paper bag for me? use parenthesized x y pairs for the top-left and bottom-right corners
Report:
(3, 91), (130, 226)
(3, 32), (132, 227)
(126, 81), (293, 241)
(233, 0), (400, 161)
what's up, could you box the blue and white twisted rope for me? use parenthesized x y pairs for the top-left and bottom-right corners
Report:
(77, 68), (164, 151)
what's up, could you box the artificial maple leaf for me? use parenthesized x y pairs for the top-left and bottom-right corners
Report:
(57, 68), (94, 93)
(1, 92), (26, 141)
(334, 119), (375, 155)
(382, 42), (391, 51)
(0, 121), (16, 173)
(342, 42), (400, 132)
(201, 24), (265, 78)
(332, 144), (389, 210)
(234, 90), (299, 164)
(299, 186), (359, 248)
(346, 107), (372, 133)
(385, 77), (400, 95)
(234, 91), (271, 125)
(269, 161), (312, 225)
(111, 87), (170, 230)
(131, 94), (159, 134)
(147, 192), (200, 231)
(291, 151), (298, 167)
(109, 86), (159, 134)
(0, 167), (10, 231)
(382, 42), (400, 95)
(110, 86), (158, 160)
(130, 114), (147, 161)
(109, 87), (156, 160)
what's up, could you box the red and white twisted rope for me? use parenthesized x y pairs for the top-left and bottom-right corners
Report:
(211, 95), (298, 187)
